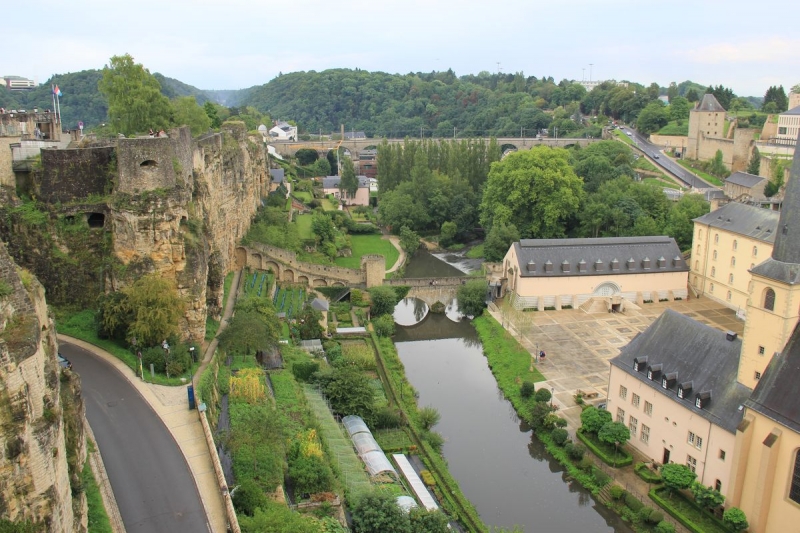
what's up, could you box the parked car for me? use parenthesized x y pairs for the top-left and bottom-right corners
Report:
(57, 353), (72, 370)
(653, 154), (660, 159)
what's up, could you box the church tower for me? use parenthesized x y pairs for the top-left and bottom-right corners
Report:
(738, 141), (800, 388)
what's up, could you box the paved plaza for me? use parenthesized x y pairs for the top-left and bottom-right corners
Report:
(490, 297), (745, 430)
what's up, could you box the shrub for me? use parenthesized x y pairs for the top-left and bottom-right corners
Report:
(291, 360), (320, 382)
(592, 466), (611, 487)
(232, 479), (268, 516)
(421, 430), (444, 454)
(418, 406), (441, 431)
(625, 492), (644, 512)
(373, 406), (403, 429)
(554, 417), (568, 428)
(569, 443), (586, 461)
(373, 314), (395, 337)
(420, 470), (436, 487)
(141, 346), (167, 374)
(654, 521), (675, 533)
(580, 405), (612, 434)
(578, 456), (593, 471)
(551, 428), (569, 446)
(648, 510), (664, 524)
(520, 381), (535, 399)
(638, 506), (656, 523)
(723, 507), (749, 532)
(534, 388), (552, 403)
(609, 485), (625, 500)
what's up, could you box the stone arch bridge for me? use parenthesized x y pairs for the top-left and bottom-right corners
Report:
(383, 277), (472, 307)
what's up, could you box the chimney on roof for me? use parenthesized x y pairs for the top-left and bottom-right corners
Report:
(726, 331), (738, 341)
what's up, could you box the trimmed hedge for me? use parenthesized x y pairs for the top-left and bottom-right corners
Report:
(635, 461), (663, 484)
(576, 429), (633, 467)
(649, 487), (732, 533)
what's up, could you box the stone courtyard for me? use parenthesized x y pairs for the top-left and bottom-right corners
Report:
(489, 297), (745, 429)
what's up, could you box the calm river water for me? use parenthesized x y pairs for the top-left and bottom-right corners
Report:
(393, 251), (628, 532)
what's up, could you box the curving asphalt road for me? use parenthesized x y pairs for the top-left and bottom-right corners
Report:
(621, 127), (718, 190)
(61, 342), (210, 533)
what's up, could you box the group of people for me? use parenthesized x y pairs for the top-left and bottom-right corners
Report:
(148, 128), (167, 138)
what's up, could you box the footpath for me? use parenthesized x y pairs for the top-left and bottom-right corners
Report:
(485, 304), (689, 533)
(61, 269), (242, 533)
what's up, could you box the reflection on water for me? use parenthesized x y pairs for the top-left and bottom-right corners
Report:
(393, 297), (429, 326)
(396, 336), (630, 532)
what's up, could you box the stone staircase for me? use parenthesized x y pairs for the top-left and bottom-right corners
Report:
(579, 297), (608, 314)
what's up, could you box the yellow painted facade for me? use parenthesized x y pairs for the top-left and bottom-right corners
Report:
(690, 222), (772, 314)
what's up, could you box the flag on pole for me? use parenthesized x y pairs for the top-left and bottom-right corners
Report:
(53, 85), (62, 97)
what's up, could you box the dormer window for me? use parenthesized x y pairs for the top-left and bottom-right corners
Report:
(561, 260), (570, 273)
(611, 258), (620, 271)
(578, 260), (587, 273)
(662, 372), (677, 390)
(695, 391), (711, 409)
(673, 255), (682, 267)
(633, 356), (647, 372)
(647, 364), (662, 381)
(526, 260), (536, 272)
(544, 260), (553, 273)
(642, 257), (651, 270)
(678, 381), (692, 399)
(594, 259), (604, 271)
(657, 256), (666, 268)
(627, 258), (636, 270)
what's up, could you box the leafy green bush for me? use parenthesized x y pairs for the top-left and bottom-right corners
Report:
(551, 428), (569, 446)
(232, 479), (268, 516)
(373, 314), (395, 337)
(592, 466), (611, 487)
(625, 492), (644, 512)
(374, 406), (404, 429)
(609, 485), (625, 500)
(723, 507), (749, 532)
(418, 406), (441, 431)
(635, 462), (663, 483)
(655, 521), (675, 533)
(520, 381), (535, 399)
(577, 429), (633, 467)
(568, 443), (586, 461)
(291, 360), (320, 382)
(534, 387), (552, 403)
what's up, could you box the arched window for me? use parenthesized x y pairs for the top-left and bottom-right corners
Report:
(710, 283), (715, 293)
(694, 261), (699, 270)
(764, 288), (776, 311)
(714, 234), (719, 244)
(731, 257), (736, 267)
(711, 267), (716, 277)
(753, 246), (758, 257)
(733, 240), (738, 251)
(790, 450), (800, 503)
(697, 245), (700, 254)
(727, 291), (732, 301)
(713, 250), (718, 260)
(729, 274), (734, 283)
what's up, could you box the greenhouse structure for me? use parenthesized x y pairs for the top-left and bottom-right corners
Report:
(342, 415), (397, 478)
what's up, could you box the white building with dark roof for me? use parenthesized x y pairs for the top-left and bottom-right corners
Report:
(269, 121), (297, 141)
(321, 175), (371, 206)
(776, 106), (800, 146)
(501, 236), (688, 311)
(607, 310), (751, 498)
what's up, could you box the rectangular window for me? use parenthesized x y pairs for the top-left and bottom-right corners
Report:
(755, 371), (762, 381)
(715, 480), (722, 492)
(687, 455), (697, 473)
(688, 431), (696, 445)
(644, 401), (653, 416)
(632, 393), (640, 408)
(696, 436), (703, 450)
(629, 416), (638, 437)
(619, 385), (628, 400)
(719, 450), (726, 461)
(641, 424), (650, 444)
(617, 408), (625, 424)
(758, 346), (765, 355)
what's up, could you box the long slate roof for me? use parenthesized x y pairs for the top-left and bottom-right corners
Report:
(781, 105), (800, 116)
(693, 93), (726, 113)
(511, 236), (687, 278)
(726, 171), (765, 188)
(610, 309), (751, 433)
(321, 176), (370, 189)
(693, 202), (779, 243)
(746, 319), (800, 433)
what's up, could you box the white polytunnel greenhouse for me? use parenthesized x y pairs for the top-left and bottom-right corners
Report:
(342, 415), (397, 478)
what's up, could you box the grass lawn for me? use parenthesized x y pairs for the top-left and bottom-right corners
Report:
(643, 177), (682, 190)
(466, 243), (484, 259)
(321, 198), (338, 211)
(295, 214), (314, 240)
(675, 159), (724, 186)
(473, 313), (546, 392)
(650, 487), (730, 533)
(612, 129), (635, 146)
(657, 121), (689, 136)
(335, 235), (400, 270)
(293, 191), (312, 203)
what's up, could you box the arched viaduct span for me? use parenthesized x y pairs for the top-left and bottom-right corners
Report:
(383, 277), (473, 308)
(270, 137), (599, 158)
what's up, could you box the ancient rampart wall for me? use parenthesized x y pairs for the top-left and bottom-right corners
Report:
(39, 145), (115, 202)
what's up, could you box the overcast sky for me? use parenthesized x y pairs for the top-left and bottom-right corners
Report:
(5, 0), (798, 97)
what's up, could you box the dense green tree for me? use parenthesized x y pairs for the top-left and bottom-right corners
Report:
(580, 406), (612, 434)
(204, 101), (222, 128)
(317, 367), (376, 422)
(598, 421), (631, 454)
(287, 441), (333, 495)
(218, 311), (278, 356)
(117, 274), (186, 347)
(747, 147), (761, 175)
(399, 226), (421, 253)
(373, 314), (395, 337)
(636, 102), (669, 134)
(690, 482), (725, 511)
(580, 178), (671, 239)
(483, 222), (520, 262)
(439, 221), (457, 248)
(368, 286), (399, 317)
(238, 500), (321, 533)
(709, 149), (728, 177)
(457, 279), (488, 317)
(763, 85), (788, 112)
(665, 194), (709, 250)
(705, 85), (736, 110)
(685, 88), (699, 103)
(98, 54), (172, 135)
(295, 148), (319, 165)
(351, 490), (411, 533)
(340, 157), (359, 199)
(232, 479), (269, 516)
(661, 463), (696, 496)
(666, 82), (678, 102)
(171, 96), (211, 135)
(480, 146), (584, 238)
(669, 96), (690, 121)
(408, 508), (450, 533)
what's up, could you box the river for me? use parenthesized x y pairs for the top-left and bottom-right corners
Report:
(392, 251), (628, 532)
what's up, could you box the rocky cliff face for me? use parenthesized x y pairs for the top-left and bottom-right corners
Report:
(0, 242), (87, 532)
(1, 122), (269, 342)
